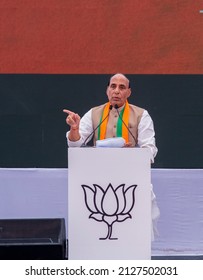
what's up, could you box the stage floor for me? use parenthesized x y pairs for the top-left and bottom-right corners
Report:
(1, 168), (203, 258)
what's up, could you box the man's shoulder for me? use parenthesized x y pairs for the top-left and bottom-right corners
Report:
(92, 103), (107, 111)
(129, 103), (145, 114)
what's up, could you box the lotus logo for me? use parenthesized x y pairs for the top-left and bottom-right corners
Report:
(82, 183), (137, 240)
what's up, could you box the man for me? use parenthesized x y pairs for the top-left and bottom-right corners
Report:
(63, 73), (157, 162)
(63, 73), (160, 239)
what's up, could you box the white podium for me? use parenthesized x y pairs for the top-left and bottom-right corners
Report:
(68, 147), (151, 259)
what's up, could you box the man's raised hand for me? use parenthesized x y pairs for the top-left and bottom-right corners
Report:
(63, 109), (81, 130)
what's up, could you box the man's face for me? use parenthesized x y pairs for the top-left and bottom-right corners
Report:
(106, 74), (131, 107)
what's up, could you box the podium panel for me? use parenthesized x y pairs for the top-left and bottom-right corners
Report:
(68, 147), (151, 259)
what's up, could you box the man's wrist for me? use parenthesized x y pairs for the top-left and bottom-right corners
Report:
(71, 126), (79, 131)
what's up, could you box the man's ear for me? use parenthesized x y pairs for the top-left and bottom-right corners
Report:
(127, 88), (131, 98)
(106, 87), (110, 98)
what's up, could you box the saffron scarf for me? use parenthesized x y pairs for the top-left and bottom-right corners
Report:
(98, 101), (130, 142)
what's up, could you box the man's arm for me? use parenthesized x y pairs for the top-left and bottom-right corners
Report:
(137, 110), (158, 163)
(63, 109), (93, 147)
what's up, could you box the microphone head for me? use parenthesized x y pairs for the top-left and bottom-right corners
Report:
(109, 105), (113, 110)
(114, 104), (119, 109)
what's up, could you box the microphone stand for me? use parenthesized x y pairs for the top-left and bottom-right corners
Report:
(114, 104), (137, 146)
(80, 105), (113, 147)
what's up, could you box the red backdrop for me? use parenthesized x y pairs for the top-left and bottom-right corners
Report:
(0, 0), (203, 74)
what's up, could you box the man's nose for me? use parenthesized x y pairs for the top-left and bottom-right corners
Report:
(114, 86), (120, 94)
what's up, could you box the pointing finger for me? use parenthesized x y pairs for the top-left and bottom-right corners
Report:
(63, 109), (75, 115)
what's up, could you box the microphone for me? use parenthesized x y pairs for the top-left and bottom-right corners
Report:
(80, 105), (113, 147)
(114, 104), (137, 146)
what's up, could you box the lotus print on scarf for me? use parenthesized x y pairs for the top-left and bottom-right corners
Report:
(82, 183), (137, 240)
